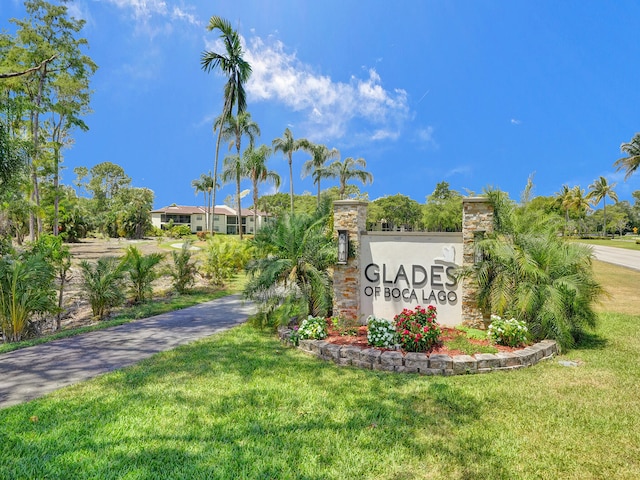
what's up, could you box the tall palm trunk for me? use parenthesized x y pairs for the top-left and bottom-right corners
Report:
(288, 153), (294, 214)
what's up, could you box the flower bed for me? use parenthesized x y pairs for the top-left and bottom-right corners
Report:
(277, 326), (557, 375)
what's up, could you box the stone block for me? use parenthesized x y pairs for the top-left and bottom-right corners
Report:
(515, 349), (536, 366)
(429, 354), (453, 370)
(373, 363), (395, 372)
(312, 340), (328, 354)
(420, 368), (444, 376)
(495, 352), (521, 368)
(452, 355), (478, 374)
(298, 339), (314, 353)
(358, 348), (380, 364)
(404, 352), (429, 371)
(335, 357), (352, 366)
(352, 359), (372, 370)
(474, 353), (500, 370)
(340, 346), (361, 360)
(380, 351), (404, 367)
(539, 340), (558, 357)
(322, 343), (342, 360)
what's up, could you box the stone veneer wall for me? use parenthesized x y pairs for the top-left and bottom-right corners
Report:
(461, 197), (494, 327)
(332, 197), (494, 326)
(332, 200), (368, 322)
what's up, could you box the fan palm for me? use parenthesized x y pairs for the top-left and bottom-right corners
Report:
(272, 128), (306, 214)
(613, 133), (640, 180)
(244, 144), (281, 230)
(327, 156), (373, 199)
(299, 141), (340, 207)
(587, 176), (618, 236)
(201, 16), (252, 233)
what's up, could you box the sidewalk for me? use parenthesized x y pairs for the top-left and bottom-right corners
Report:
(0, 294), (254, 409)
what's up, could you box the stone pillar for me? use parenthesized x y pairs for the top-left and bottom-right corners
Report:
(332, 200), (368, 322)
(461, 197), (494, 327)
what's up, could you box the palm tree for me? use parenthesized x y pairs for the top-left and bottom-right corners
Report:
(326, 156), (373, 199)
(79, 256), (126, 320)
(191, 172), (215, 233)
(201, 16), (252, 234)
(220, 154), (246, 238)
(587, 176), (618, 236)
(571, 186), (591, 236)
(245, 205), (336, 325)
(123, 246), (165, 304)
(300, 141), (340, 207)
(613, 133), (640, 180)
(0, 252), (56, 342)
(469, 189), (604, 351)
(219, 112), (260, 239)
(244, 144), (281, 230)
(272, 128), (306, 214)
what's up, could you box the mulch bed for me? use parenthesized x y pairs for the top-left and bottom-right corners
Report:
(325, 326), (522, 356)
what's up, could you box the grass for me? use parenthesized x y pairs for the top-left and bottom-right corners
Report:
(576, 236), (640, 251)
(1, 263), (639, 478)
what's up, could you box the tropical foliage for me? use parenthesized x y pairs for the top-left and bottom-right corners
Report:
(201, 16), (251, 234)
(472, 188), (603, 350)
(326, 156), (373, 199)
(245, 201), (336, 328)
(79, 256), (126, 320)
(614, 132), (640, 180)
(0, 249), (56, 342)
(123, 246), (164, 304)
(168, 241), (198, 294)
(202, 236), (251, 286)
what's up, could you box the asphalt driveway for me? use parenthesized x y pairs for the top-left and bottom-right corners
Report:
(587, 244), (640, 272)
(0, 294), (254, 409)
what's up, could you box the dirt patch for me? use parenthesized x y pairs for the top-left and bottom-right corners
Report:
(42, 238), (209, 334)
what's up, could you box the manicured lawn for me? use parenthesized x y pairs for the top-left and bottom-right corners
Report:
(1, 263), (639, 479)
(577, 237), (640, 251)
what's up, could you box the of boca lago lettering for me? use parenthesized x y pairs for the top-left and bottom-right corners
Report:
(363, 263), (458, 304)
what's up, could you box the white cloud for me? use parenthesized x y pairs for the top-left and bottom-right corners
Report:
(237, 36), (410, 142)
(102, 0), (201, 35)
(510, 118), (522, 125)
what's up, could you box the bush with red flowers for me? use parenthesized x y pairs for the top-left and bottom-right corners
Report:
(394, 305), (442, 352)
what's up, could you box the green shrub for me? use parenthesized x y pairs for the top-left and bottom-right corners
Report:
(168, 241), (198, 294)
(169, 225), (192, 238)
(394, 305), (441, 352)
(487, 315), (529, 347)
(297, 315), (328, 340)
(123, 246), (164, 303)
(366, 316), (397, 348)
(79, 257), (126, 320)
(0, 252), (56, 342)
(202, 237), (251, 286)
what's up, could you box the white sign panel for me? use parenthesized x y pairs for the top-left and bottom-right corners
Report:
(360, 233), (463, 326)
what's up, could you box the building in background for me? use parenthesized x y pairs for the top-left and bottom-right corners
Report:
(151, 205), (273, 235)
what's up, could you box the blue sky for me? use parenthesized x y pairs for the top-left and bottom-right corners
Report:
(5, 0), (640, 209)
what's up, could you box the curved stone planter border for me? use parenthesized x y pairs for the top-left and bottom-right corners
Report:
(278, 327), (558, 375)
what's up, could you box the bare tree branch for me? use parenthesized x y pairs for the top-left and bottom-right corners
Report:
(0, 54), (57, 79)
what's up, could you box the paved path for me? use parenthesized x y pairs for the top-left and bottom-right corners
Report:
(0, 294), (254, 409)
(587, 244), (640, 272)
